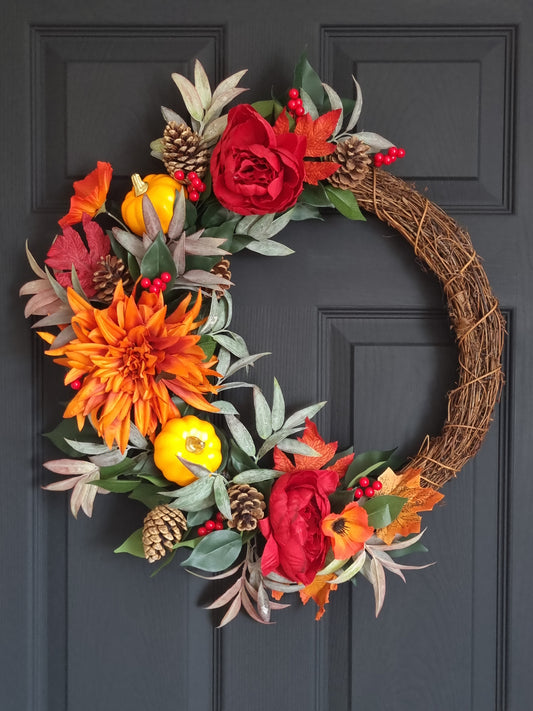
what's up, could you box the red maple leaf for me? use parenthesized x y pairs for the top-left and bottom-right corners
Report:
(294, 110), (341, 157)
(273, 418), (354, 477)
(45, 213), (110, 297)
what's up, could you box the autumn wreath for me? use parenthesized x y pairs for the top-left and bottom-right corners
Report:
(21, 57), (504, 625)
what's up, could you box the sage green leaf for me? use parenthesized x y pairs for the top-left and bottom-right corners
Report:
(284, 401), (327, 429)
(187, 507), (214, 527)
(221, 352), (270, 380)
(210, 400), (239, 415)
(363, 495), (407, 529)
(96, 457), (137, 479)
(232, 469), (281, 484)
(180, 529), (243, 572)
(300, 183), (333, 207)
(211, 68), (248, 104)
(333, 550), (366, 584)
(89, 448), (127, 468)
(140, 232), (177, 281)
(44, 419), (101, 458)
(293, 54), (325, 108)
(129, 483), (168, 510)
(194, 59), (212, 109)
(235, 214), (261, 235)
(247, 213), (275, 239)
(289, 204), (322, 221)
(70, 265), (89, 301)
(213, 476), (232, 520)
(64, 438), (115, 456)
(212, 333), (249, 358)
(276, 439), (318, 457)
(253, 387), (272, 440)
(299, 88), (319, 119)
(224, 414), (256, 457)
(324, 185), (365, 221)
(44, 266), (68, 302)
(345, 76), (363, 133)
(177, 456), (213, 479)
(271, 378), (285, 431)
(321, 82), (344, 134)
(202, 115), (228, 146)
(171, 72), (204, 121)
(161, 105), (187, 125)
(255, 426), (304, 461)
(198, 292), (221, 334)
(245, 239), (294, 257)
(167, 476), (215, 511)
(204, 87), (248, 125)
(354, 131), (394, 153)
(215, 347), (231, 377)
(114, 528), (145, 558)
(229, 442), (257, 474)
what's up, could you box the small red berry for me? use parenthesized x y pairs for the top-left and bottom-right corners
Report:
(354, 488), (364, 499)
(383, 155), (392, 165)
(295, 106), (306, 116)
(372, 480), (383, 491)
(188, 189), (200, 202)
(215, 522), (224, 530)
(148, 284), (159, 294)
(365, 486), (375, 498)
(204, 519), (216, 532)
(397, 147), (406, 158)
(288, 99), (298, 111)
(215, 512), (224, 522)
(295, 98), (303, 106)
(140, 277), (151, 289)
(388, 146), (398, 157)
(160, 272), (171, 283)
(70, 379), (82, 390)
(174, 169), (185, 181)
(196, 181), (206, 192)
(187, 171), (198, 181)
(160, 283), (167, 291)
(198, 526), (208, 536)
(359, 477), (370, 489)
(374, 152), (384, 165)
(191, 177), (203, 188)
(288, 88), (299, 99)
(152, 278), (163, 288)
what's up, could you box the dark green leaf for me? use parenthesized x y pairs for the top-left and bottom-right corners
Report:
(114, 528), (145, 558)
(140, 232), (177, 280)
(289, 203), (322, 221)
(44, 419), (101, 458)
(293, 54), (325, 108)
(342, 448), (397, 488)
(329, 488), (356, 513)
(127, 252), (141, 281)
(324, 185), (365, 221)
(128, 483), (169, 510)
(229, 442), (257, 475)
(93, 478), (140, 493)
(98, 457), (138, 479)
(108, 229), (129, 264)
(150, 549), (176, 577)
(180, 529), (243, 572)
(299, 183), (333, 207)
(199, 334), (217, 361)
(363, 495), (407, 529)
(137, 474), (170, 487)
(185, 200), (198, 231)
(200, 201), (234, 229)
(252, 99), (276, 120)
(187, 507), (214, 527)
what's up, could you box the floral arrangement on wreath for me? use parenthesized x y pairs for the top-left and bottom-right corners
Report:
(21, 56), (444, 626)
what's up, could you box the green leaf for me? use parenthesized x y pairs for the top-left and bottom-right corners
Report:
(232, 469), (281, 484)
(200, 201), (234, 229)
(329, 488), (357, 513)
(324, 185), (365, 221)
(137, 474), (170, 487)
(212, 333), (249, 358)
(180, 529), (243, 572)
(140, 232), (177, 280)
(224, 414), (256, 457)
(363, 495), (407, 529)
(245, 239), (294, 257)
(114, 528), (145, 558)
(253, 386), (272, 440)
(289, 203), (322, 221)
(252, 99), (276, 120)
(93, 478), (140, 493)
(168, 476), (215, 511)
(293, 54), (325, 108)
(127, 252), (141, 281)
(343, 448), (397, 488)
(213, 476), (232, 519)
(284, 401), (327, 429)
(44, 419), (101, 458)
(388, 540), (429, 559)
(187, 507), (213, 527)
(229, 442), (257, 474)
(98, 457), (138, 479)
(299, 183), (333, 207)
(271, 378), (285, 431)
(128, 483), (169, 510)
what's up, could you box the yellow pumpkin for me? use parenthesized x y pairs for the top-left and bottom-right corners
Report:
(153, 416), (222, 486)
(121, 173), (185, 235)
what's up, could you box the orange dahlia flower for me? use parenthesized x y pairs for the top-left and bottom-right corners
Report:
(321, 502), (374, 560)
(47, 283), (219, 452)
(58, 161), (112, 229)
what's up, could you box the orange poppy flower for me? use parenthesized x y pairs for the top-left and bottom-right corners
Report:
(46, 283), (219, 452)
(58, 161), (112, 229)
(321, 502), (374, 560)
(299, 574), (338, 621)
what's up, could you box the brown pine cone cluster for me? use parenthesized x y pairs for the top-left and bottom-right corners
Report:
(162, 121), (210, 180)
(92, 255), (133, 303)
(227, 484), (266, 532)
(328, 136), (372, 190)
(142, 505), (188, 563)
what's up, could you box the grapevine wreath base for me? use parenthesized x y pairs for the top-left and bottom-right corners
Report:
(21, 57), (505, 625)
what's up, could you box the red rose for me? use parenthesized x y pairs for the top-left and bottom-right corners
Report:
(210, 104), (307, 215)
(259, 468), (339, 586)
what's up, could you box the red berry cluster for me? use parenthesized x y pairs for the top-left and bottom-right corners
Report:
(353, 477), (383, 500)
(173, 170), (206, 202)
(140, 271), (172, 294)
(198, 512), (225, 537)
(287, 87), (306, 118)
(373, 146), (406, 168)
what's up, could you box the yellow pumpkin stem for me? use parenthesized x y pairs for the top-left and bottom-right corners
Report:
(130, 173), (148, 197)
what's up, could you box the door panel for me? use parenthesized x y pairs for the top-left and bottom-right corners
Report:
(2, 2), (530, 709)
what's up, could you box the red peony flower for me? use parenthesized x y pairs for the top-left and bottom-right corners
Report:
(210, 104), (307, 215)
(259, 468), (339, 586)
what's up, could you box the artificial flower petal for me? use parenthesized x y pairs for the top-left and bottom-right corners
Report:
(322, 502), (374, 559)
(58, 161), (112, 229)
(299, 574), (338, 621)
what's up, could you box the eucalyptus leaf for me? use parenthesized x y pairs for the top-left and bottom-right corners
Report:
(93, 478), (141, 494)
(161, 106), (187, 125)
(275, 439), (319, 457)
(176, 456), (213, 479)
(215, 347), (231, 377)
(255, 426), (304, 461)
(64, 438), (115, 456)
(180, 529), (243, 572)
(224, 414), (256, 457)
(220, 352), (270, 380)
(271, 378), (285, 431)
(284, 401), (326, 429)
(245, 239), (294, 257)
(299, 88), (319, 119)
(194, 59), (212, 109)
(213, 476), (232, 520)
(345, 76), (364, 133)
(187, 507), (214, 527)
(333, 550), (366, 584)
(166, 476), (215, 511)
(171, 72), (204, 121)
(212, 333), (249, 358)
(210, 400), (239, 415)
(354, 131), (394, 153)
(321, 82), (344, 134)
(232, 469), (281, 484)
(253, 387), (272, 440)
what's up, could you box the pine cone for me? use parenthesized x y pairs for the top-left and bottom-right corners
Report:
(92, 255), (133, 303)
(328, 136), (372, 190)
(210, 258), (232, 299)
(227, 484), (266, 532)
(142, 505), (188, 563)
(162, 121), (210, 180)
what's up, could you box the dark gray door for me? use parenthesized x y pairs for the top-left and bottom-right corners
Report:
(2, 2), (531, 709)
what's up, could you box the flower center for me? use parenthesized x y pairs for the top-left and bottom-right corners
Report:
(121, 341), (158, 381)
(332, 517), (347, 535)
(185, 436), (205, 454)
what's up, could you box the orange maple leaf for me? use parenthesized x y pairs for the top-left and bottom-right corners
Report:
(303, 160), (340, 185)
(299, 573), (338, 620)
(272, 109), (290, 135)
(294, 110), (341, 157)
(273, 418), (354, 476)
(375, 467), (444, 545)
